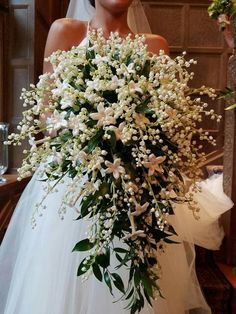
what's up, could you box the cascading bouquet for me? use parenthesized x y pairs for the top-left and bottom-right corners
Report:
(6, 29), (220, 313)
(208, 0), (236, 30)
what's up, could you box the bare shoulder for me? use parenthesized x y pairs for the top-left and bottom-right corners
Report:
(144, 34), (169, 55)
(45, 18), (87, 55)
(43, 18), (87, 72)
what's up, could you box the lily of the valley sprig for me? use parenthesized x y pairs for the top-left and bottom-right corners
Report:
(6, 29), (220, 314)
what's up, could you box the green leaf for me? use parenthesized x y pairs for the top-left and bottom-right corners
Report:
(141, 59), (151, 78)
(82, 64), (92, 80)
(115, 252), (129, 268)
(103, 90), (118, 103)
(129, 266), (135, 282)
(125, 287), (134, 300)
(60, 131), (72, 143)
(86, 49), (95, 60)
(113, 247), (128, 254)
(225, 103), (236, 110)
(96, 251), (110, 268)
(130, 300), (139, 314)
(92, 263), (103, 282)
(141, 275), (154, 299)
(80, 194), (94, 217)
(134, 270), (141, 287)
(87, 129), (103, 152)
(104, 271), (113, 295)
(77, 257), (92, 276)
(72, 239), (95, 252)
(137, 289), (145, 309)
(143, 288), (152, 306)
(107, 130), (116, 151)
(97, 182), (110, 198)
(111, 273), (125, 293)
(135, 96), (152, 114)
(115, 253), (123, 263)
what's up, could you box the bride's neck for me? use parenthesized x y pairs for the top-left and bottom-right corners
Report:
(90, 8), (132, 37)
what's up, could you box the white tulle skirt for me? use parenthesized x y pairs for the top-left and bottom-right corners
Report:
(0, 171), (233, 314)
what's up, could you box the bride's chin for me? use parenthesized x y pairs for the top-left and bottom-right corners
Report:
(97, 0), (133, 12)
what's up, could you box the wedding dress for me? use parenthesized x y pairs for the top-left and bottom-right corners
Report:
(0, 18), (234, 314)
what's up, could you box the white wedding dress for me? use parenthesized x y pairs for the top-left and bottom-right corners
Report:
(0, 37), (233, 314)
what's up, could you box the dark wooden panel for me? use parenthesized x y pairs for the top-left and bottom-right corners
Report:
(34, 0), (70, 80)
(0, 1), (8, 122)
(0, 175), (30, 243)
(144, 0), (230, 159)
(7, 1), (34, 171)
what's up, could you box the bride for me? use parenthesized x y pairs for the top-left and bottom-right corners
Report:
(0, 0), (233, 313)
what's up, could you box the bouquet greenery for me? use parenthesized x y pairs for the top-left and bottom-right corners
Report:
(208, 0), (236, 30)
(6, 29), (219, 313)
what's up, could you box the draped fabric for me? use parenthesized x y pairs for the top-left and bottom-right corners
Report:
(66, 0), (152, 34)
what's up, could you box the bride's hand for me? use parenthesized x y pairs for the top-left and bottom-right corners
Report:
(218, 14), (234, 49)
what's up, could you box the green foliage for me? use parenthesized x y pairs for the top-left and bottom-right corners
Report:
(92, 263), (103, 282)
(87, 129), (104, 153)
(72, 239), (95, 252)
(208, 0), (236, 30)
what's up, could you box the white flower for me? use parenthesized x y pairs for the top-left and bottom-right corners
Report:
(78, 151), (88, 163)
(128, 81), (143, 94)
(90, 156), (104, 171)
(133, 113), (150, 129)
(46, 110), (67, 130)
(90, 103), (116, 127)
(51, 151), (63, 165)
(123, 211), (146, 240)
(60, 93), (77, 109)
(143, 154), (166, 176)
(28, 135), (36, 150)
(131, 199), (149, 216)
(68, 112), (86, 136)
(111, 122), (126, 140)
(105, 158), (125, 179)
(108, 76), (119, 91)
(92, 54), (109, 65)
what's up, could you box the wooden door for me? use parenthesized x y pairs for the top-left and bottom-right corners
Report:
(2, 0), (69, 172)
(6, 0), (35, 171)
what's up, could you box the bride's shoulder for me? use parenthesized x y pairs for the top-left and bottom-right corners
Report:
(44, 18), (87, 72)
(144, 33), (169, 55)
(50, 18), (86, 33)
(47, 18), (87, 46)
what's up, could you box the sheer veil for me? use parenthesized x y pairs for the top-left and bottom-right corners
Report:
(66, 0), (152, 34)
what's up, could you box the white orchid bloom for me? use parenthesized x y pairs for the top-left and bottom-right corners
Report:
(111, 122), (126, 140)
(105, 158), (125, 179)
(128, 81), (143, 94)
(90, 103), (116, 127)
(143, 154), (166, 176)
(68, 112), (86, 136)
(123, 211), (146, 240)
(46, 110), (67, 131)
(133, 113), (150, 129)
(131, 199), (149, 217)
